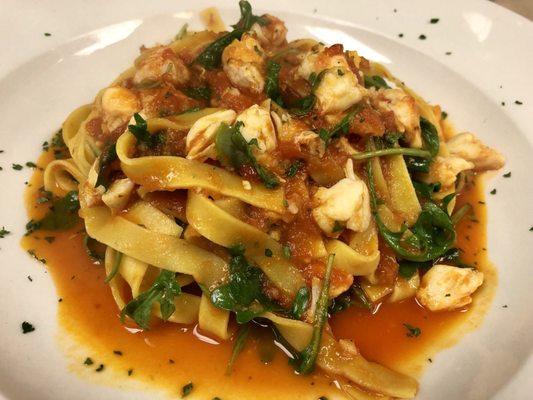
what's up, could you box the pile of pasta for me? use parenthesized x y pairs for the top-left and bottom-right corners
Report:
(41, 3), (504, 399)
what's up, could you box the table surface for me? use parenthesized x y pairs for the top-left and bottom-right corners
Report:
(494, 0), (533, 19)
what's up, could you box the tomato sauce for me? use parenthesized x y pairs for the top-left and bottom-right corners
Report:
(21, 149), (495, 398)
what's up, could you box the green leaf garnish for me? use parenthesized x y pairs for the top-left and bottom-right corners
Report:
(297, 254), (335, 374)
(195, 1), (265, 69)
(290, 287), (310, 319)
(210, 244), (275, 324)
(128, 113), (165, 148)
(184, 86), (211, 101)
(363, 75), (390, 89)
(264, 60), (283, 105)
(226, 324), (250, 374)
(215, 122), (279, 189)
(95, 143), (117, 190)
(120, 269), (182, 330)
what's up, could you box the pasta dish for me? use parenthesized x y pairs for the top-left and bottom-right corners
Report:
(22, 2), (505, 399)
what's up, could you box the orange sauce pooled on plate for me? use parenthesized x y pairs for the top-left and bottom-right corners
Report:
(21, 150), (495, 399)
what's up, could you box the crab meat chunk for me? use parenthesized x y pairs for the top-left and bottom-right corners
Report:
(186, 109), (237, 161)
(314, 69), (365, 115)
(416, 264), (484, 311)
(236, 101), (277, 152)
(298, 47), (365, 115)
(250, 14), (287, 48)
(133, 46), (190, 87)
(425, 155), (474, 190)
(378, 88), (422, 148)
(446, 132), (505, 172)
(101, 87), (140, 133)
(222, 34), (265, 93)
(312, 159), (371, 237)
(101, 178), (135, 214)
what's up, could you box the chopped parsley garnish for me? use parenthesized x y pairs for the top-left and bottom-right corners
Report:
(12, 163), (23, 170)
(0, 227), (10, 238)
(429, 18), (440, 24)
(95, 364), (105, 372)
(419, 34), (427, 40)
(127, 369), (134, 376)
(285, 160), (302, 178)
(403, 324), (421, 337)
(490, 189), (497, 195)
(515, 100), (523, 105)
(25, 162), (37, 168)
(182, 382), (194, 397)
(44, 32), (51, 37)
(264, 248), (273, 257)
(84, 357), (94, 366)
(503, 172), (511, 178)
(121, 269), (182, 330)
(215, 121), (279, 189)
(28, 191), (80, 233)
(113, 350), (123, 356)
(21, 321), (35, 334)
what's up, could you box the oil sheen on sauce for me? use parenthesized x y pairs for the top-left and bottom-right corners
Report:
(21, 150), (496, 399)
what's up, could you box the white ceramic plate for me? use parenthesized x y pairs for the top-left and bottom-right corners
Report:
(0, 1), (531, 399)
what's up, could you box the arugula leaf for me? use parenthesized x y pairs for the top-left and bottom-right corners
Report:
(215, 122), (279, 189)
(308, 70), (328, 92)
(264, 60), (283, 105)
(363, 75), (390, 89)
(403, 117), (440, 175)
(412, 180), (441, 200)
(290, 95), (316, 116)
(366, 149), (456, 262)
(226, 325), (250, 374)
(352, 147), (431, 161)
(210, 244), (274, 324)
(128, 113), (165, 148)
(195, 1), (265, 69)
(120, 269), (181, 330)
(83, 234), (105, 261)
(290, 287), (310, 319)
(328, 282), (372, 314)
(184, 86), (211, 101)
(319, 110), (357, 144)
(105, 252), (123, 283)
(405, 156), (430, 173)
(398, 260), (426, 279)
(297, 254), (335, 375)
(420, 117), (439, 157)
(398, 246), (472, 279)
(95, 144), (117, 190)
(37, 191), (81, 231)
